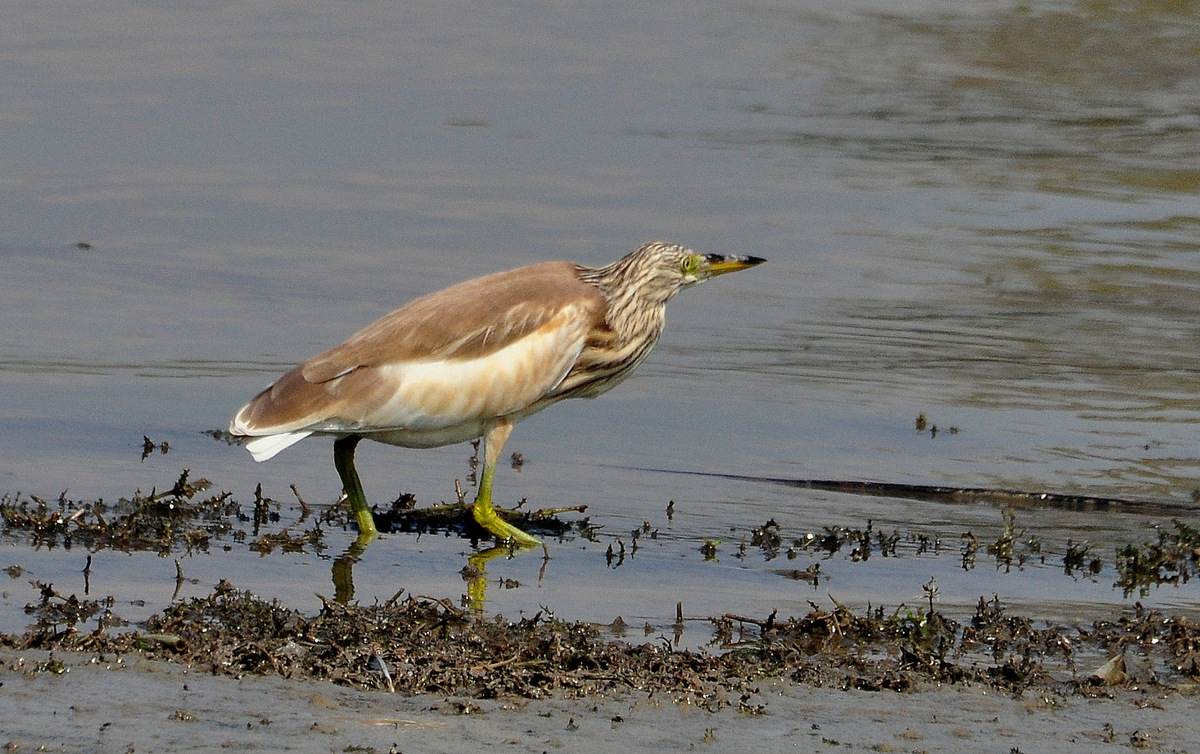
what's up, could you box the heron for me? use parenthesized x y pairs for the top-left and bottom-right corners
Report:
(230, 242), (765, 547)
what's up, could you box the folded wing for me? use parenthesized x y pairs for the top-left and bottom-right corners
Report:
(229, 261), (608, 459)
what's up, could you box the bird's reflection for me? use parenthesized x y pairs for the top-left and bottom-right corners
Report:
(462, 543), (543, 610)
(331, 531), (376, 603)
(329, 529), (542, 608)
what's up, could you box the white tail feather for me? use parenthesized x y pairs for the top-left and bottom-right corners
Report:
(244, 431), (313, 462)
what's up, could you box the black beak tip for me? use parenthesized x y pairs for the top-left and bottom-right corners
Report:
(703, 254), (768, 267)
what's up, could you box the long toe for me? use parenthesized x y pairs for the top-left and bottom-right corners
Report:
(472, 501), (542, 548)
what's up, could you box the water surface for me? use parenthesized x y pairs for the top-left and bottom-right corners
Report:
(2, 0), (1199, 642)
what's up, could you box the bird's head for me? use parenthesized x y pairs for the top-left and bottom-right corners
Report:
(616, 242), (767, 304)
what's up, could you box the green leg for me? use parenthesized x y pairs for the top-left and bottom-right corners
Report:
(334, 434), (378, 538)
(472, 420), (540, 548)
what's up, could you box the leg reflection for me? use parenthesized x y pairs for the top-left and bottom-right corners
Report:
(332, 531), (376, 603)
(331, 531), (543, 608)
(464, 543), (544, 610)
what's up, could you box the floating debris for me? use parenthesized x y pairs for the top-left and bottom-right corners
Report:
(1114, 520), (1200, 598)
(368, 495), (588, 542)
(141, 436), (170, 460)
(769, 564), (821, 585)
(0, 470), (234, 556)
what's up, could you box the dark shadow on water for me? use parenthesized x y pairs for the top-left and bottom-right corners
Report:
(610, 465), (1200, 514)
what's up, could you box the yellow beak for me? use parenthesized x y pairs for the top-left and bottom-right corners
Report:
(702, 254), (767, 277)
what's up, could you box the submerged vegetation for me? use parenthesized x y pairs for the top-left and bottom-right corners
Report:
(3, 468), (1199, 595)
(5, 471), (1199, 596)
(1114, 520), (1200, 598)
(0, 469), (586, 556)
(4, 469), (1200, 700)
(0, 471), (236, 556)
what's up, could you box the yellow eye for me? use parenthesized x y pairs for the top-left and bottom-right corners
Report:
(680, 255), (700, 275)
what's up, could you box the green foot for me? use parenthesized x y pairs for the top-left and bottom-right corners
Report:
(351, 502), (378, 539)
(471, 419), (539, 548)
(472, 497), (541, 548)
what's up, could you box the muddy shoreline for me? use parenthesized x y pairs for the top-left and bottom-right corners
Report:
(4, 649), (1197, 754)
(4, 590), (1200, 753)
(5, 475), (1200, 751)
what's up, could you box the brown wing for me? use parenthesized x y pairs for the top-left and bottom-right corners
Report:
(232, 260), (608, 435)
(301, 261), (599, 381)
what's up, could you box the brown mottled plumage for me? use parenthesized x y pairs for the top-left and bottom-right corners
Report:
(230, 242), (764, 546)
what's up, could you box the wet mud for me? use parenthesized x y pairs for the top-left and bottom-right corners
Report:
(5, 472), (1200, 752)
(5, 584), (1200, 753)
(4, 473), (1200, 695)
(9, 577), (1200, 701)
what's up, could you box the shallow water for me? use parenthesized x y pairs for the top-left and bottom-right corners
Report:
(3, 0), (1200, 651)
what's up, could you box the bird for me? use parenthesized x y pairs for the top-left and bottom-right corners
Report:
(230, 241), (765, 547)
